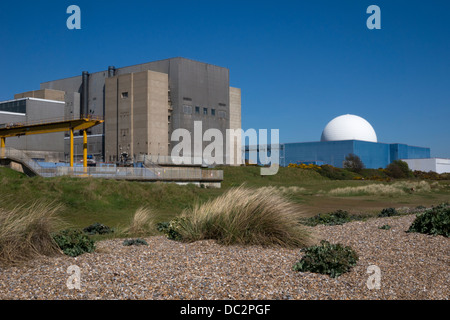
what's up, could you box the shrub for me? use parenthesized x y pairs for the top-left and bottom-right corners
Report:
(164, 186), (316, 248)
(385, 160), (413, 179)
(304, 210), (352, 226)
(407, 203), (449, 237)
(0, 202), (63, 265)
(83, 222), (113, 235)
(156, 220), (183, 241)
(52, 229), (96, 257)
(343, 153), (365, 173)
(123, 238), (148, 246)
(292, 240), (358, 278)
(379, 224), (391, 230)
(378, 207), (399, 217)
(316, 165), (357, 180)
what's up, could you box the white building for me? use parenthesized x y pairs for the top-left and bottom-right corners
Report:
(402, 158), (450, 174)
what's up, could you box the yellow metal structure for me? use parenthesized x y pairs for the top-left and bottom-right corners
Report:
(0, 116), (104, 168)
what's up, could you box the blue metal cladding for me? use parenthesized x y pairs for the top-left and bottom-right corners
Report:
(353, 141), (390, 169)
(245, 141), (431, 169)
(390, 144), (430, 161)
(283, 141), (354, 168)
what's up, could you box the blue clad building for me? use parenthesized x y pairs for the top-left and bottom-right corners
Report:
(245, 114), (431, 169)
(279, 141), (430, 168)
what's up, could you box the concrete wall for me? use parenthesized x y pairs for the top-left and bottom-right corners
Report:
(228, 87), (242, 165)
(40, 57), (240, 164)
(14, 89), (65, 102)
(0, 99), (65, 155)
(104, 70), (169, 162)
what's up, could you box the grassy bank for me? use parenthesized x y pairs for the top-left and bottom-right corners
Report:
(0, 166), (449, 233)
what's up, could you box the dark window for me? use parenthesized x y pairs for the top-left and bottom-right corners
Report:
(211, 109), (216, 116)
(121, 92), (129, 98)
(183, 97), (192, 101)
(203, 108), (208, 115)
(195, 106), (200, 114)
(0, 100), (26, 113)
(219, 103), (227, 107)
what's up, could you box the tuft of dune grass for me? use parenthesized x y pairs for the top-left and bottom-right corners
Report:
(0, 201), (64, 265)
(122, 207), (158, 237)
(173, 185), (317, 248)
(328, 181), (433, 197)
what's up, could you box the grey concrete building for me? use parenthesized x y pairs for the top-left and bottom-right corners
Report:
(37, 57), (242, 165)
(0, 94), (66, 161)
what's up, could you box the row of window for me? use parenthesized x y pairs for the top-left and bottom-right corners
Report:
(183, 105), (226, 118)
(0, 100), (27, 114)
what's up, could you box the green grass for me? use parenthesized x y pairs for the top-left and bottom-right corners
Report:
(0, 166), (449, 240)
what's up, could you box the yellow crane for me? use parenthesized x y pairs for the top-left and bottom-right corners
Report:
(0, 116), (104, 167)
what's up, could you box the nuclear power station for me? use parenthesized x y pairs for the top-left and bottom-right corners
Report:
(0, 57), (242, 166)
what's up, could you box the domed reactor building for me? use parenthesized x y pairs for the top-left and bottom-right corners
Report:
(245, 114), (446, 171)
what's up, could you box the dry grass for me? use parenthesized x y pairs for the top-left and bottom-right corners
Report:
(0, 201), (64, 265)
(122, 207), (158, 237)
(175, 185), (317, 248)
(327, 181), (433, 197)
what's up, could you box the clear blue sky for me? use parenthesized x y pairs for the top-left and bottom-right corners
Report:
(1, 0), (449, 157)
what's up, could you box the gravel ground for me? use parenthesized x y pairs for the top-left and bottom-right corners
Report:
(0, 215), (448, 300)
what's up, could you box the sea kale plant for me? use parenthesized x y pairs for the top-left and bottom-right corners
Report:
(293, 240), (359, 278)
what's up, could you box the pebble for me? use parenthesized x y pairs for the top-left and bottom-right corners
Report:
(0, 215), (448, 300)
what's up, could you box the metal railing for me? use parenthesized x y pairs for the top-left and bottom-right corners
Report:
(140, 154), (206, 166)
(56, 166), (223, 181)
(0, 147), (223, 181)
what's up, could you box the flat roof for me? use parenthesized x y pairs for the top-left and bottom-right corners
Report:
(40, 57), (229, 84)
(0, 97), (65, 105)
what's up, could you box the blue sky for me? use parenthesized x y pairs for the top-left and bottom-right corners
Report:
(1, 0), (449, 157)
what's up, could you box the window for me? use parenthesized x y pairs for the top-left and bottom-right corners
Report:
(211, 109), (216, 116)
(218, 103), (227, 107)
(121, 92), (129, 98)
(183, 105), (192, 115)
(183, 97), (192, 101)
(203, 108), (208, 115)
(218, 111), (227, 119)
(195, 106), (200, 114)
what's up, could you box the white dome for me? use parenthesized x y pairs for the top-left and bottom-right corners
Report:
(321, 114), (377, 143)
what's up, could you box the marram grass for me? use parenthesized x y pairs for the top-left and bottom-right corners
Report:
(172, 185), (316, 248)
(0, 201), (64, 265)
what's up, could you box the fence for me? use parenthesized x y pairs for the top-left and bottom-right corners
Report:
(0, 147), (223, 181)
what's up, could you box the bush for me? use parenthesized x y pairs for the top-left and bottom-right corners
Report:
(379, 224), (391, 230)
(304, 210), (352, 226)
(163, 186), (316, 248)
(52, 229), (96, 257)
(156, 220), (183, 241)
(343, 153), (365, 173)
(292, 240), (358, 278)
(407, 203), (449, 237)
(83, 222), (113, 235)
(316, 165), (358, 180)
(385, 160), (413, 179)
(123, 238), (148, 246)
(378, 207), (399, 217)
